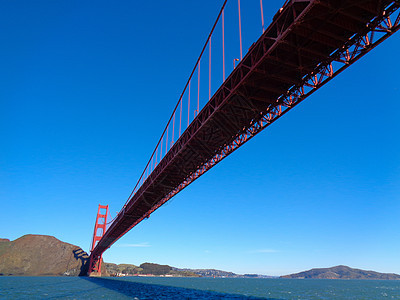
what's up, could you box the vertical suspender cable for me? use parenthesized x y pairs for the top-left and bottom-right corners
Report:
(238, 0), (243, 60)
(209, 37), (211, 100)
(260, 0), (265, 33)
(179, 98), (182, 137)
(160, 137), (162, 160)
(165, 126), (168, 153)
(197, 63), (200, 114)
(222, 9), (225, 81)
(187, 80), (191, 127)
(172, 112), (175, 144)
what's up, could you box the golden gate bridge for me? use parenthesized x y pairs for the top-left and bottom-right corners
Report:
(88, 0), (400, 275)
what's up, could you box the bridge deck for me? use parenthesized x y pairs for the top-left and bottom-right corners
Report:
(91, 0), (399, 261)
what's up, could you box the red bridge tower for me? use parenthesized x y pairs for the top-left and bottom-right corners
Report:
(88, 204), (109, 276)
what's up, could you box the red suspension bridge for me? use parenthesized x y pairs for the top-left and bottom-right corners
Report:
(88, 0), (400, 275)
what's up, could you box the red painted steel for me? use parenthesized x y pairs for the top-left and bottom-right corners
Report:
(233, 58), (239, 69)
(165, 124), (168, 154)
(260, 0), (265, 33)
(172, 112), (175, 144)
(209, 37), (211, 100)
(238, 0), (243, 60)
(179, 96), (182, 137)
(88, 204), (108, 275)
(188, 80), (191, 127)
(90, 0), (400, 265)
(222, 9), (225, 81)
(155, 145), (157, 166)
(198, 63), (200, 114)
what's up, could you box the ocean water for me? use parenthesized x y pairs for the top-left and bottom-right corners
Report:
(0, 276), (400, 299)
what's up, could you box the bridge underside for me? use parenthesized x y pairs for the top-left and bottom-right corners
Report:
(90, 0), (400, 263)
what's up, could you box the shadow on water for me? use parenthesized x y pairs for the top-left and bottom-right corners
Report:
(0, 277), (83, 292)
(83, 277), (284, 300)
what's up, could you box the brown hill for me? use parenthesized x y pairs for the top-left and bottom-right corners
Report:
(0, 234), (106, 276)
(281, 265), (400, 280)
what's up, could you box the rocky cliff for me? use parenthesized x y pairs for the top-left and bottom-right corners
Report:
(0, 234), (106, 276)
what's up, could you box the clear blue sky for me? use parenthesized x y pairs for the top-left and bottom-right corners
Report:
(1, 0), (399, 276)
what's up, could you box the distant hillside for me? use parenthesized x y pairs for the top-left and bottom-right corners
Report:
(174, 268), (275, 278)
(104, 262), (199, 277)
(175, 268), (237, 277)
(105, 262), (143, 275)
(105, 262), (272, 278)
(282, 265), (400, 280)
(105, 262), (274, 278)
(0, 235), (106, 276)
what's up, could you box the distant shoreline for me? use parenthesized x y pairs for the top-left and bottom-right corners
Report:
(1, 235), (399, 280)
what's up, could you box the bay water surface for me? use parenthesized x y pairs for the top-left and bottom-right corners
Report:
(1, 276), (400, 299)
